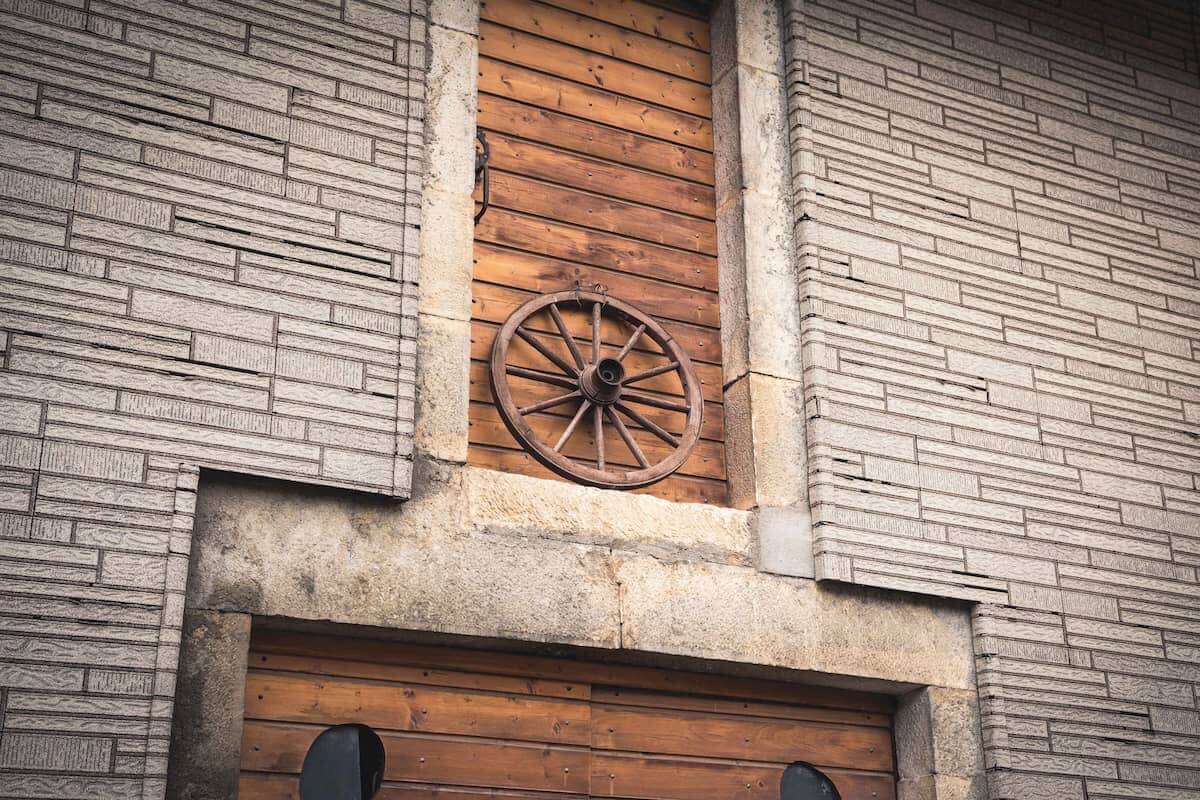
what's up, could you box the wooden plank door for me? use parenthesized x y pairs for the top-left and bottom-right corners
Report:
(237, 631), (898, 799)
(469, 0), (728, 505)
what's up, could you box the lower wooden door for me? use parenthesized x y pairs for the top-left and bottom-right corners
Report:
(238, 630), (897, 799)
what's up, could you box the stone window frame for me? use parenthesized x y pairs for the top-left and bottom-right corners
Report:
(415, 0), (809, 515)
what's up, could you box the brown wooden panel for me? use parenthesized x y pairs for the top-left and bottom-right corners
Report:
(244, 671), (591, 745)
(589, 686), (892, 728)
(468, 444), (729, 505)
(470, 277), (722, 363)
(239, 638), (897, 796)
(250, 652), (590, 700)
(591, 705), (895, 771)
(475, 210), (715, 291)
(590, 754), (896, 800)
(477, 60), (712, 152)
(473, 0), (725, 502)
(479, 22), (710, 117)
(478, 95), (712, 184)
(242, 721), (591, 792)
(536, 0), (711, 50)
(477, 60), (710, 152)
(240, 774), (590, 800)
(485, 170), (716, 255)
(249, 633), (896, 714)
(483, 135), (715, 222)
(482, 0), (710, 81)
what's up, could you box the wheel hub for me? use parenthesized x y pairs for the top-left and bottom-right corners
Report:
(579, 357), (625, 405)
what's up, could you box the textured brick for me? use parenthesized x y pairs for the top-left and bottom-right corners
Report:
(0, 0), (426, 791)
(788, 1), (1200, 796)
(0, 733), (112, 772)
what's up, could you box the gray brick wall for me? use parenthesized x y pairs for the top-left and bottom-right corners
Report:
(0, 0), (425, 792)
(785, 0), (1200, 796)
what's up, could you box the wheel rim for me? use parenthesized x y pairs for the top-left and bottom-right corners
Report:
(489, 290), (704, 490)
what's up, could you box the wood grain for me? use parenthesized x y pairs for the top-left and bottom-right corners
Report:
(474, 0), (724, 503)
(240, 635), (897, 800)
(479, 22), (710, 117)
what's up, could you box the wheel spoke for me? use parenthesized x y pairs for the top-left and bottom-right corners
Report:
(518, 390), (582, 416)
(507, 365), (577, 390)
(548, 302), (586, 370)
(622, 390), (691, 414)
(554, 399), (592, 452)
(591, 302), (602, 364)
(617, 401), (680, 448)
(615, 323), (646, 362)
(594, 403), (605, 470)
(516, 327), (577, 377)
(606, 406), (649, 468)
(623, 361), (680, 386)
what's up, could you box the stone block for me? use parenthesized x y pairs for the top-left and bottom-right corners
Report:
(165, 610), (250, 800)
(413, 314), (471, 463)
(755, 505), (814, 578)
(614, 556), (974, 689)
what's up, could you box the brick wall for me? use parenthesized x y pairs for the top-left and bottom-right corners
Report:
(0, 0), (426, 793)
(785, 0), (1200, 796)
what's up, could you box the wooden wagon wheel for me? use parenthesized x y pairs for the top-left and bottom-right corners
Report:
(489, 290), (704, 490)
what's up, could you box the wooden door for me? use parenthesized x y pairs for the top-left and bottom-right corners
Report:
(469, 0), (728, 505)
(238, 631), (898, 799)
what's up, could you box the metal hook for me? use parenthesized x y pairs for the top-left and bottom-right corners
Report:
(474, 130), (490, 226)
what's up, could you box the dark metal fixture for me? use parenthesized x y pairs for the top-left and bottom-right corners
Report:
(299, 723), (385, 800)
(780, 762), (842, 800)
(474, 129), (490, 225)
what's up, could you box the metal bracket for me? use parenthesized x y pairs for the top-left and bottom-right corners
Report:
(474, 130), (490, 226)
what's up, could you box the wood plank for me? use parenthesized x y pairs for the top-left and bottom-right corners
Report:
(248, 651), (590, 701)
(240, 774), (590, 800)
(641, 0), (710, 20)
(591, 704), (895, 771)
(242, 721), (592, 792)
(482, 0), (710, 82)
(243, 671), (592, 745)
(239, 773), (295, 800)
(468, 400), (728, 482)
(468, 317), (723, 403)
(479, 21), (710, 117)
(483, 135), (715, 223)
(478, 94), (712, 184)
(473, 243), (721, 331)
(484, 170), (717, 255)
(536, 0), (711, 51)
(468, 360), (726, 442)
(589, 686), (891, 728)
(468, 445), (729, 504)
(475, 210), (715, 292)
(590, 753), (896, 800)
(248, 633), (895, 713)
(478, 59), (712, 151)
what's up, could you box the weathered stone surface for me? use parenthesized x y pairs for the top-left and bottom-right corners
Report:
(614, 556), (974, 689)
(756, 505), (814, 577)
(413, 314), (472, 463)
(465, 468), (753, 565)
(165, 610), (250, 800)
(190, 469), (621, 649)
